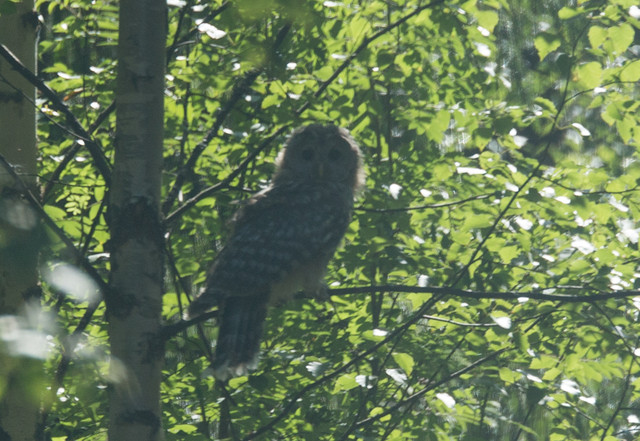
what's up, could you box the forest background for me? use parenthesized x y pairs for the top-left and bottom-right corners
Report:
(2, 0), (640, 440)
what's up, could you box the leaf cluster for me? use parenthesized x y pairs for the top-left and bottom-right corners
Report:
(5, 0), (640, 439)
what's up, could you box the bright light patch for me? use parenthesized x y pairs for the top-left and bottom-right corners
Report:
(540, 187), (555, 198)
(436, 393), (456, 408)
(505, 182), (519, 192)
(386, 368), (407, 384)
(560, 379), (580, 395)
(492, 316), (512, 329)
(609, 197), (629, 213)
(43, 263), (101, 304)
(515, 217), (533, 231)
(389, 183), (402, 199)
(571, 237), (595, 254)
(526, 373), (542, 383)
(355, 375), (374, 389)
(0, 315), (50, 359)
(619, 219), (639, 243)
(197, 23), (226, 39)
(474, 42), (491, 57)
(579, 395), (596, 405)
(571, 123), (591, 137)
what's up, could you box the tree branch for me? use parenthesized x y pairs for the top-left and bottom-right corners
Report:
(295, 0), (446, 115)
(0, 153), (108, 293)
(42, 100), (116, 201)
(162, 283), (640, 341)
(356, 193), (493, 213)
(163, 125), (290, 225)
(166, 1), (231, 62)
(354, 347), (508, 428)
(241, 294), (444, 440)
(329, 284), (640, 303)
(0, 44), (112, 185)
(162, 23), (292, 214)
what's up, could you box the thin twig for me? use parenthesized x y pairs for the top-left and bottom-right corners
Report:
(164, 125), (290, 225)
(0, 153), (108, 292)
(354, 348), (508, 428)
(242, 294), (445, 440)
(329, 284), (640, 303)
(356, 193), (493, 213)
(162, 23), (292, 214)
(295, 0), (446, 115)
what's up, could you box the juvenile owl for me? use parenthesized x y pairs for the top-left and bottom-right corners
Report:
(188, 124), (364, 380)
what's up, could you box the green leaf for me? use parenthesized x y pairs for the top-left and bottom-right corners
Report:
(588, 25), (607, 49)
(261, 94), (281, 109)
(332, 374), (359, 393)
(616, 115), (635, 143)
(168, 424), (198, 434)
(498, 245), (519, 263)
(427, 110), (450, 143)
(463, 213), (494, 230)
(498, 367), (521, 383)
(558, 7), (583, 19)
(44, 205), (68, 221)
(392, 352), (415, 376)
(534, 32), (561, 61)
(542, 367), (562, 381)
(609, 23), (633, 54)
(475, 10), (499, 32)
(534, 97), (557, 114)
(620, 59), (640, 82)
(573, 61), (602, 89)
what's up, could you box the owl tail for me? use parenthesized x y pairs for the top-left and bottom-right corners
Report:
(186, 290), (218, 318)
(211, 296), (268, 381)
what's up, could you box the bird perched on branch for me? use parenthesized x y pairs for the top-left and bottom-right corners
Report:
(187, 124), (365, 380)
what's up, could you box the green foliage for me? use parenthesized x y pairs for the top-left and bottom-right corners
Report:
(10, 0), (640, 439)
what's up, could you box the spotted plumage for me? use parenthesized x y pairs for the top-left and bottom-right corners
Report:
(188, 124), (364, 380)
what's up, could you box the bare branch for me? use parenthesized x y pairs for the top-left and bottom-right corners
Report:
(356, 193), (493, 213)
(329, 284), (640, 303)
(163, 125), (290, 225)
(42, 100), (116, 201)
(162, 23), (292, 214)
(0, 44), (112, 185)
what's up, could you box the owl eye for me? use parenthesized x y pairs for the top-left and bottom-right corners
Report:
(301, 149), (315, 161)
(328, 148), (342, 161)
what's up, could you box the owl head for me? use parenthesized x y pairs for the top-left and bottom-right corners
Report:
(273, 124), (365, 192)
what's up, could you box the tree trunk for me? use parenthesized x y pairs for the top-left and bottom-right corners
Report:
(0, 1), (42, 441)
(107, 0), (166, 440)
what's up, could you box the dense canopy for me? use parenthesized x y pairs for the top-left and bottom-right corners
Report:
(1, 0), (640, 440)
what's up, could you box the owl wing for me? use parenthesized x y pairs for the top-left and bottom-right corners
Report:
(187, 182), (351, 314)
(187, 183), (351, 380)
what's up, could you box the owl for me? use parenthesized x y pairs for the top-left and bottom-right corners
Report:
(188, 124), (365, 380)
